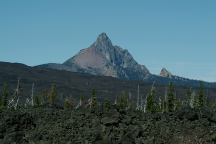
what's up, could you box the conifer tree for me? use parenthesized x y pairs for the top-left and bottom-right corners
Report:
(186, 87), (192, 106)
(34, 95), (41, 106)
(212, 100), (216, 109)
(158, 96), (163, 112)
(197, 81), (205, 108)
(136, 84), (140, 110)
(159, 98), (165, 113)
(64, 98), (73, 109)
(91, 89), (97, 111)
(146, 85), (156, 113)
(48, 84), (57, 106)
(118, 91), (128, 110)
(190, 91), (196, 108)
(2, 82), (9, 107)
(163, 90), (168, 113)
(173, 91), (181, 110)
(162, 100), (167, 113)
(103, 98), (111, 112)
(39, 89), (48, 105)
(174, 98), (181, 111)
(167, 82), (175, 112)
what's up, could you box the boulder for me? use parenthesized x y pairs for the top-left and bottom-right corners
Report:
(101, 117), (119, 126)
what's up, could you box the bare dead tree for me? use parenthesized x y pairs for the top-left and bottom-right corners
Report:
(136, 84), (140, 110)
(88, 98), (92, 108)
(114, 95), (118, 105)
(25, 98), (30, 107)
(129, 92), (132, 100)
(75, 96), (83, 109)
(24, 83), (35, 108)
(159, 96), (162, 111)
(8, 78), (20, 109)
(127, 92), (132, 109)
(143, 97), (147, 113)
(142, 93), (148, 113)
(15, 97), (19, 110)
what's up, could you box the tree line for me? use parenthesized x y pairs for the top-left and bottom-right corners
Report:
(0, 80), (214, 113)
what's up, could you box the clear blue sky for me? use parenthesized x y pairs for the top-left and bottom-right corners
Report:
(0, 0), (216, 82)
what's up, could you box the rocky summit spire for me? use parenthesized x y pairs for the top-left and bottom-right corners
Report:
(62, 32), (150, 80)
(93, 32), (113, 48)
(160, 68), (172, 78)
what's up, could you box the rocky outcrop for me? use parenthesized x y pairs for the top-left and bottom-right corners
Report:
(160, 68), (172, 78)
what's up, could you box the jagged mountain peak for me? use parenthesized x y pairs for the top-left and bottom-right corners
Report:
(160, 68), (172, 78)
(97, 32), (110, 42)
(61, 33), (150, 80)
(92, 32), (113, 49)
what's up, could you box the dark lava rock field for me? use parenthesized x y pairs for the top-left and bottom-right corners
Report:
(0, 106), (216, 144)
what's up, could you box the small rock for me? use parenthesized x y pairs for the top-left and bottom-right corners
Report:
(101, 117), (119, 125)
(185, 112), (199, 121)
(177, 108), (198, 121)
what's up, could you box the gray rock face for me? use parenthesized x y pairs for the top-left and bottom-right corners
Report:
(63, 33), (150, 80)
(160, 68), (172, 78)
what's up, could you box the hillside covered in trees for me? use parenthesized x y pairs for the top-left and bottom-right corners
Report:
(1, 62), (216, 108)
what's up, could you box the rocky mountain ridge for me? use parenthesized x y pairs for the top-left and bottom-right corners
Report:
(36, 33), (216, 87)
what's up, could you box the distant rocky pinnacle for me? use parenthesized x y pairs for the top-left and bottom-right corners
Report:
(63, 33), (150, 80)
(160, 68), (172, 78)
